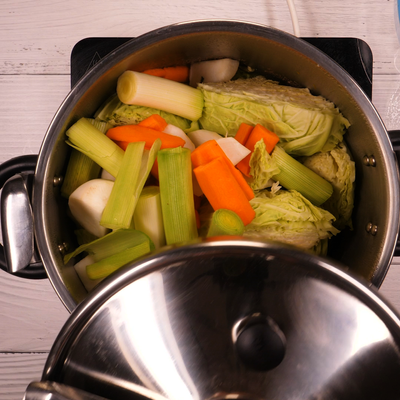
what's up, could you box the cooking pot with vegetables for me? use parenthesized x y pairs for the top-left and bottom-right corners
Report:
(23, 239), (400, 399)
(0, 20), (399, 312)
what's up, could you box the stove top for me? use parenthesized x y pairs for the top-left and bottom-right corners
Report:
(70, 37), (373, 99)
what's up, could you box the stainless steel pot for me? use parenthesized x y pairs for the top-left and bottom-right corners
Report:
(1, 20), (399, 312)
(24, 239), (400, 400)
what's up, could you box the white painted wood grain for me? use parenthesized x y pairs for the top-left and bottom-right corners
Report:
(0, 270), (69, 352)
(0, 353), (48, 400)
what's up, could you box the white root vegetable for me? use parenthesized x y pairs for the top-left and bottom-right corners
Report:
(189, 58), (240, 87)
(163, 124), (195, 151)
(216, 137), (251, 165)
(187, 129), (223, 147)
(69, 179), (114, 237)
(74, 255), (104, 292)
(100, 169), (115, 181)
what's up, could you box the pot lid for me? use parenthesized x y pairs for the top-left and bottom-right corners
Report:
(40, 238), (400, 400)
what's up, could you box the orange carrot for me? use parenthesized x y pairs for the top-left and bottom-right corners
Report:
(142, 66), (190, 82)
(106, 124), (185, 150)
(234, 123), (254, 145)
(237, 124), (280, 177)
(138, 114), (168, 131)
(191, 140), (254, 200)
(194, 157), (255, 226)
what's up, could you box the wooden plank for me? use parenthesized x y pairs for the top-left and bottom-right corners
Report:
(0, 271), (69, 352)
(0, 353), (48, 400)
(0, 0), (398, 75)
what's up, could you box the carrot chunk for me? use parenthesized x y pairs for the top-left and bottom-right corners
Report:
(194, 157), (255, 226)
(106, 124), (185, 150)
(138, 114), (168, 131)
(191, 140), (254, 200)
(237, 124), (280, 177)
(142, 66), (189, 82)
(234, 122), (254, 145)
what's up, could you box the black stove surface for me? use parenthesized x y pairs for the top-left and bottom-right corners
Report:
(70, 37), (373, 99)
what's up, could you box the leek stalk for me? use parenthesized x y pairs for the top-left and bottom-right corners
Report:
(158, 147), (198, 245)
(272, 145), (333, 206)
(100, 142), (145, 230)
(61, 119), (112, 198)
(66, 117), (124, 177)
(117, 71), (204, 121)
(207, 209), (245, 237)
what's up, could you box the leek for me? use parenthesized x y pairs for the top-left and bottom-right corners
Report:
(272, 145), (333, 206)
(61, 119), (112, 198)
(100, 139), (161, 230)
(74, 255), (103, 291)
(133, 186), (166, 249)
(158, 147), (198, 245)
(86, 240), (152, 280)
(116, 71), (204, 121)
(64, 228), (154, 280)
(100, 142), (144, 229)
(66, 118), (124, 177)
(207, 209), (244, 237)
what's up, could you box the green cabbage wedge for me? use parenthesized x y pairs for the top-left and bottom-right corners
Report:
(198, 77), (350, 157)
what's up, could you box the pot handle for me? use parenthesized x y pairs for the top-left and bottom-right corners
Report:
(388, 130), (400, 257)
(0, 155), (47, 279)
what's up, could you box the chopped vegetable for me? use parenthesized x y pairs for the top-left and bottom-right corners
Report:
(207, 209), (244, 237)
(163, 124), (195, 151)
(133, 186), (166, 249)
(189, 58), (240, 87)
(100, 142), (145, 230)
(272, 145), (333, 206)
(106, 123), (185, 150)
(116, 71), (204, 121)
(68, 179), (114, 238)
(143, 66), (190, 82)
(187, 129), (223, 147)
(198, 76), (350, 156)
(94, 93), (192, 131)
(158, 147), (199, 245)
(66, 118), (124, 178)
(191, 139), (254, 201)
(301, 141), (355, 230)
(64, 228), (154, 280)
(243, 190), (339, 252)
(138, 114), (168, 131)
(236, 124), (280, 176)
(61, 119), (112, 198)
(216, 137), (251, 165)
(234, 122), (254, 145)
(194, 157), (255, 226)
(74, 255), (103, 292)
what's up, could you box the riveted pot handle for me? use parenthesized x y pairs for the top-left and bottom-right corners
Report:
(0, 155), (47, 279)
(388, 130), (400, 257)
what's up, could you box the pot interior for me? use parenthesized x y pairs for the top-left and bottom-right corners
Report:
(33, 21), (400, 311)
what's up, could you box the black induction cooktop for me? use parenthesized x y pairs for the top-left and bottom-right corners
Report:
(70, 37), (373, 99)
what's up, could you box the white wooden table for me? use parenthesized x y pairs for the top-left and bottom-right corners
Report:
(1, 0), (400, 398)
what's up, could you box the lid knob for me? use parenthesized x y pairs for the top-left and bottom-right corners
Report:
(235, 316), (286, 371)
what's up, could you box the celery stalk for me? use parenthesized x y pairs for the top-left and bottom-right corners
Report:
(158, 147), (198, 245)
(133, 186), (166, 249)
(61, 119), (112, 198)
(117, 71), (204, 121)
(207, 209), (244, 237)
(272, 145), (333, 206)
(100, 142), (145, 230)
(86, 240), (152, 280)
(64, 228), (154, 265)
(66, 118), (124, 178)
(100, 138), (162, 230)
